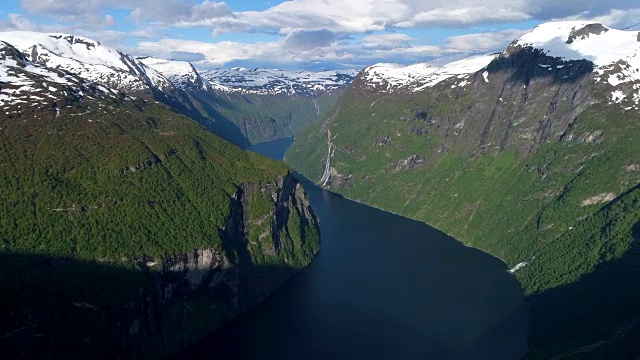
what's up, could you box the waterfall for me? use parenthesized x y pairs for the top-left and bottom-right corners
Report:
(319, 129), (333, 186)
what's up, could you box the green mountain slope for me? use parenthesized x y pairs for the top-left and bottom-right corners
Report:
(210, 90), (343, 144)
(0, 43), (320, 358)
(287, 37), (640, 357)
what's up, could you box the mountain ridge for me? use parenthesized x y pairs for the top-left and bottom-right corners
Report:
(200, 67), (358, 95)
(0, 30), (356, 146)
(138, 55), (357, 144)
(0, 31), (174, 94)
(358, 21), (640, 108)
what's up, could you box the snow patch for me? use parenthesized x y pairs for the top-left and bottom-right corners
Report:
(514, 21), (640, 87)
(611, 90), (626, 103)
(200, 67), (357, 95)
(361, 54), (497, 92)
(0, 31), (173, 92)
(140, 56), (212, 92)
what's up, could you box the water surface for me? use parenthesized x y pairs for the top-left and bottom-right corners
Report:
(175, 138), (528, 359)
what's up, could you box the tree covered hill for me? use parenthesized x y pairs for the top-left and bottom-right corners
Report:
(0, 40), (320, 358)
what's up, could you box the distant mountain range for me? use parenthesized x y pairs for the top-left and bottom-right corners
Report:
(0, 31), (357, 145)
(137, 56), (358, 96)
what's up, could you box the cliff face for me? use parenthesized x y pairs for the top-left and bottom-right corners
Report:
(127, 173), (319, 358)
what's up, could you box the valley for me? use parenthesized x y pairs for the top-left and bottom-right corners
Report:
(171, 138), (529, 360)
(0, 16), (639, 360)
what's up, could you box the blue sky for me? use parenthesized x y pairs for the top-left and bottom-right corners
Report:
(1, 0), (639, 70)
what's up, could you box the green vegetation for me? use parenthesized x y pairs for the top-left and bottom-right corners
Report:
(0, 98), (288, 260)
(210, 91), (341, 144)
(288, 74), (640, 358)
(0, 96), (320, 358)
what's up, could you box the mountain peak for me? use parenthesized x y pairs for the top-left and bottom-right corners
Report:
(360, 54), (497, 92)
(0, 30), (173, 93)
(48, 33), (102, 49)
(510, 20), (640, 91)
(359, 20), (640, 95)
(512, 21), (638, 67)
(138, 56), (212, 92)
(0, 40), (116, 112)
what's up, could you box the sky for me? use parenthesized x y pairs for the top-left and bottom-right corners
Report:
(0, 0), (639, 70)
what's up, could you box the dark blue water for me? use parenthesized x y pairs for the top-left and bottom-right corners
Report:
(176, 138), (528, 359)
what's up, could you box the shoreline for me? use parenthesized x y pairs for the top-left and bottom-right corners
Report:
(297, 174), (512, 268)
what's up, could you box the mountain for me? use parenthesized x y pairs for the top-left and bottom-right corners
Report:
(0, 40), (118, 112)
(201, 68), (357, 144)
(201, 67), (358, 95)
(361, 54), (497, 92)
(287, 21), (640, 359)
(0, 38), (320, 358)
(0, 31), (173, 93)
(141, 58), (358, 144)
(0, 31), (358, 147)
(0, 32), (257, 146)
(138, 56), (213, 92)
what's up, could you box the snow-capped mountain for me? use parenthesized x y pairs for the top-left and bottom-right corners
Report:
(361, 21), (640, 107)
(513, 21), (640, 83)
(0, 41), (116, 113)
(510, 21), (640, 107)
(362, 54), (498, 92)
(0, 31), (173, 93)
(200, 67), (358, 95)
(138, 56), (213, 92)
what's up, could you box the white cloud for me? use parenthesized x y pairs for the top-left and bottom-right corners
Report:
(127, 1), (232, 23)
(21, 0), (93, 16)
(137, 39), (280, 66)
(21, 0), (232, 24)
(12, 0), (640, 70)
(396, 7), (532, 28)
(444, 29), (528, 52)
(0, 13), (63, 32)
(19, 0), (640, 33)
(190, 1), (233, 21)
(137, 32), (455, 70)
(362, 34), (412, 49)
(552, 8), (640, 29)
(282, 29), (337, 50)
